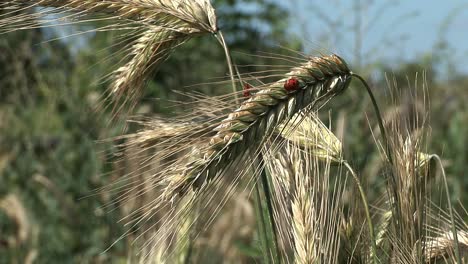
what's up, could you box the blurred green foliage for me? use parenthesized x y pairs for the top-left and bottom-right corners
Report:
(0, 0), (467, 263)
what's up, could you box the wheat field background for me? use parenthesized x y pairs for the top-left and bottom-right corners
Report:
(0, 1), (467, 263)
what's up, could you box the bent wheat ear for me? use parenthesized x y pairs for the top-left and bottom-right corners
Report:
(3, 0), (218, 32)
(2, 0), (219, 116)
(165, 54), (352, 197)
(424, 230), (468, 262)
(109, 26), (190, 115)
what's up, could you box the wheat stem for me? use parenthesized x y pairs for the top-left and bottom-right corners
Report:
(254, 179), (273, 263)
(351, 73), (403, 239)
(351, 73), (391, 165)
(343, 161), (379, 263)
(216, 31), (240, 105)
(433, 155), (462, 263)
(259, 163), (281, 261)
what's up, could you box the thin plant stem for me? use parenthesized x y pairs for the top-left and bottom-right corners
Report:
(183, 242), (193, 264)
(352, 73), (402, 233)
(254, 179), (272, 263)
(351, 73), (391, 165)
(259, 165), (281, 261)
(216, 31), (239, 105)
(183, 201), (199, 264)
(433, 155), (462, 264)
(343, 161), (379, 264)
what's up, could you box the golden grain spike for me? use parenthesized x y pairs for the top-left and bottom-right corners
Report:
(424, 230), (468, 262)
(7, 0), (218, 32)
(166, 54), (352, 197)
(109, 27), (190, 114)
(2, 0), (219, 117)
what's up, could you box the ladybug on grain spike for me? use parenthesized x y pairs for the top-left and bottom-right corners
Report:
(243, 82), (252, 98)
(284, 77), (300, 91)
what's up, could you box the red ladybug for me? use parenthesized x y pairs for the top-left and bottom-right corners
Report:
(243, 83), (252, 98)
(284, 77), (300, 91)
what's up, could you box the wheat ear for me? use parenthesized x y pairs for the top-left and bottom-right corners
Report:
(3, 0), (218, 32)
(424, 230), (468, 262)
(108, 26), (190, 115)
(2, 0), (219, 116)
(163, 54), (352, 197)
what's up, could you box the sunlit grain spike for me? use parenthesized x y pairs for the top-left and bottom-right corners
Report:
(1, 0), (219, 117)
(5, 0), (218, 33)
(424, 230), (468, 262)
(164, 54), (352, 197)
